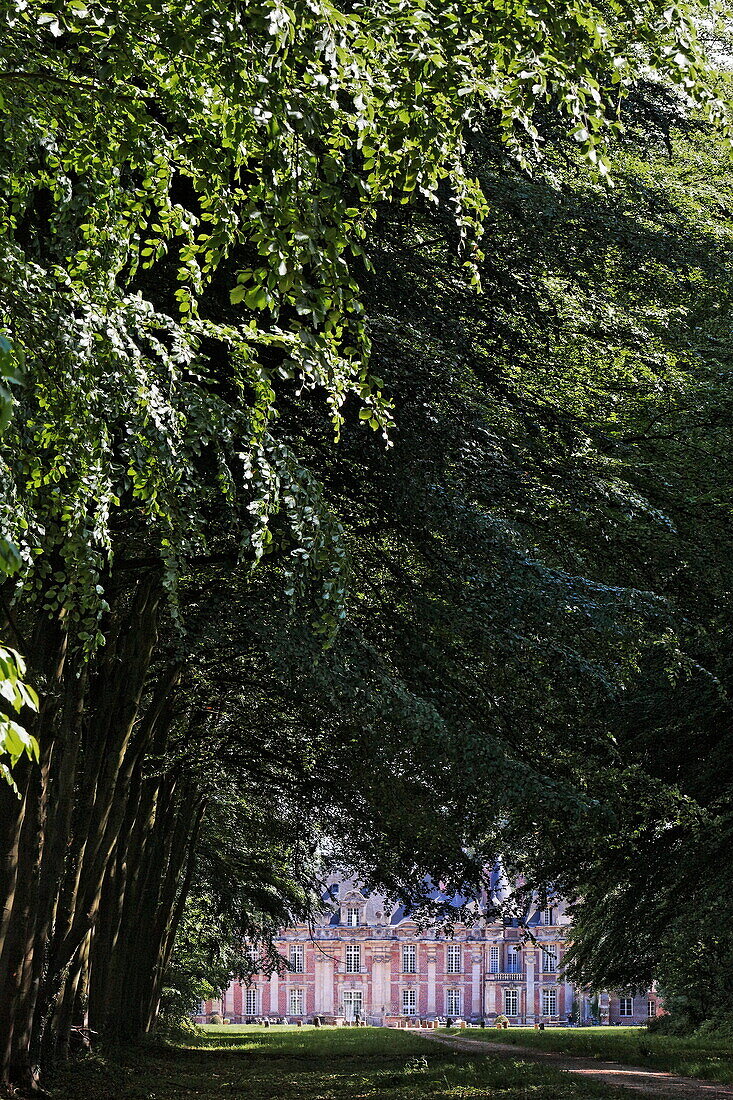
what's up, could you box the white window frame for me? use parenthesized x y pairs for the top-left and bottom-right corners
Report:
(402, 989), (417, 1015)
(345, 943), (361, 973)
(345, 906), (360, 927)
(343, 989), (363, 1022)
(541, 988), (557, 1016)
(446, 944), (461, 974)
(619, 997), (633, 1017)
(542, 946), (557, 973)
(402, 944), (417, 973)
(289, 944), (304, 973)
(648, 1000), (657, 1018)
(446, 988), (461, 1016)
(542, 907), (554, 926)
(245, 988), (258, 1015)
(507, 945), (522, 974)
(489, 944), (500, 974)
(289, 988), (304, 1015)
(504, 988), (518, 1016)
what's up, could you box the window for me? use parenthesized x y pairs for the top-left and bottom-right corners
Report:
(619, 997), (633, 1017)
(541, 988), (557, 1016)
(289, 944), (304, 973)
(343, 990), (363, 1022)
(446, 944), (461, 974)
(542, 907), (555, 926)
(542, 947), (557, 973)
(446, 989), (461, 1016)
(289, 988), (304, 1015)
(507, 945), (522, 974)
(504, 988), (518, 1016)
(648, 1000), (657, 1018)
(489, 945), (500, 974)
(245, 988), (258, 1015)
(402, 989), (417, 1015)
(345, 907), (360, 927)
(402, 944), (417, 973)
(346, 944), (361, 973)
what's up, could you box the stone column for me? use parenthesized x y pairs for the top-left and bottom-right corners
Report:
(471, 951), (482, 1018)
(525, 946), (536, 1025)
(371, 952), (389, 1017)
(269, 970), (279, 1015)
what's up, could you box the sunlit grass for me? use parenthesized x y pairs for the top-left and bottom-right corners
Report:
(447, 1024), (733, 1085)
(51, 1024), (631, 1099)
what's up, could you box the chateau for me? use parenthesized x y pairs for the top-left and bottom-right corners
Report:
(199, 872), (658, 1027)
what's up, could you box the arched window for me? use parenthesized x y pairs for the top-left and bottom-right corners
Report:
(507, 945), (522, 974)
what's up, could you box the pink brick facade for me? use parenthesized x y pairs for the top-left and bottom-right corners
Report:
(198, 876), (658, 1026)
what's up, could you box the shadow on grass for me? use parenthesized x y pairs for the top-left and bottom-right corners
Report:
(49, 1027), (632, 1100)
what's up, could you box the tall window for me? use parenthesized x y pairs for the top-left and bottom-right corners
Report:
(346, 944), (361, 973)
(648, 1000), (657, 1018)
(504, 988), (518, 1016)
(289, 988), (304, 1015)
(290, 944), (304, 973)
(619, 997), (633, 1017)
(245, 988), (258, 1015)
(446, 989), (461, 1016)
(507, 945), (521, 974)
(402, 989), (417, 1015)
(541, 988), (557, 1016)
(542, 947), (557, 973)
(489, 945), (500, 974)
(345, 907), (360, 927)
(542, 907), (554, 926)
(446, 944), (461, 974)
(402, 944), (417, 973)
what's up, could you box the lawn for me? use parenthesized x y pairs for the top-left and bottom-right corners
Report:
(447, 1025), (733, 1085)
(50, 1025), (633, 1099)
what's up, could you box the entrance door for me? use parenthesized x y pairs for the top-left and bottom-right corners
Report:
(343, 990), (363, 1022)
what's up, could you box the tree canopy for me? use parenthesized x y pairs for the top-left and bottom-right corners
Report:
(1, 0), (732, 1090)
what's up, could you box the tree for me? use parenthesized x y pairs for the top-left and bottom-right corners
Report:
(0, 338), (39, 794)
(0, 0), (728, 1089)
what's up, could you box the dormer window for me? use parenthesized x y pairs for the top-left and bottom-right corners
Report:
(542, 907), (554, 926)
(345, 907), (360, 927)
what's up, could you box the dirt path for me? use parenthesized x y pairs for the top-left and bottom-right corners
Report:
(417, 1030), (733, 1099)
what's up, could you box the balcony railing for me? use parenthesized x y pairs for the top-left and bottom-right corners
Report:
(487, 971), (524, 980)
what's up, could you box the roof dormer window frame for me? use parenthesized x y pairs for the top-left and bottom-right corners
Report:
(341, 892), (366, 927)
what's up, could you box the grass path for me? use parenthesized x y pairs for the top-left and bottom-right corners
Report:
(441, 1026), (733, 1086)
(422, 1031), (733, 1099)
(50, 1026), (637, 1100)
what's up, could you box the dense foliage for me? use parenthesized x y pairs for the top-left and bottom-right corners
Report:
(0, 0), (731, 1091)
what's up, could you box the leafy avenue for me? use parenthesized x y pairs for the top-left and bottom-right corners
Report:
(0, 0), (731, 1094)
